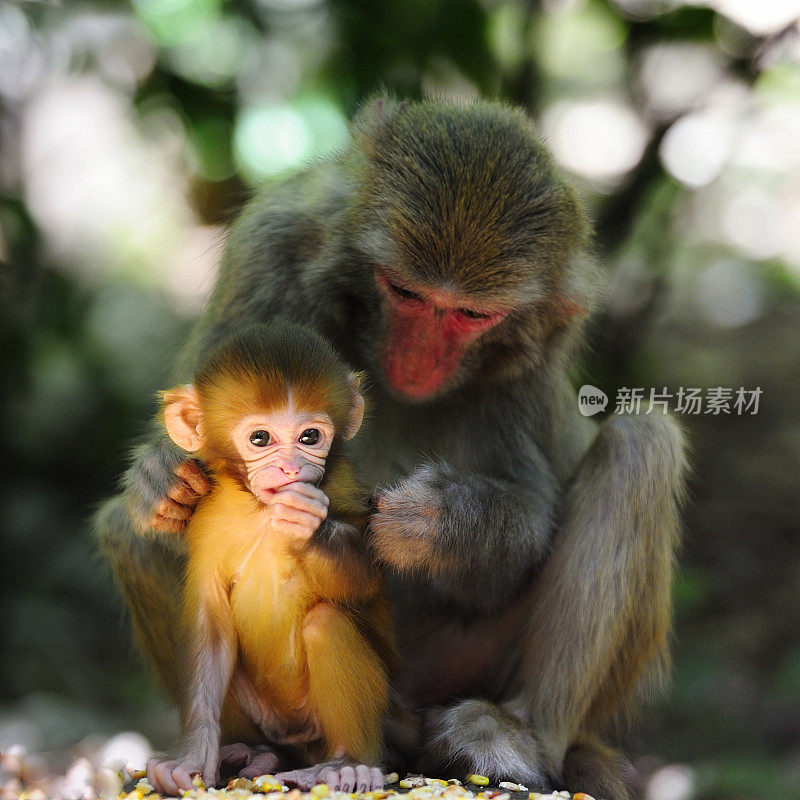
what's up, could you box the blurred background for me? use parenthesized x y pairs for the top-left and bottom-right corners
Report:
(1, 1), (800, 799)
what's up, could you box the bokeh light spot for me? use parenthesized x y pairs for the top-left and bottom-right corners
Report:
(660, 110), (735, 187)
(234, 96), (348, 184)
(133, 0), (222, 46)
(695, 258), (764, 328)
(640, 43), (724, 118)
(535, 2), (627, 84)
(544, 99), (649, 186)
(0, 5), (46, 102)
(166, 15), (252, 87)
(646, 764), (695, 800)
(234, 105), (310, 182)
(710, 0), (800, 36)
(721, 187), (783, 260)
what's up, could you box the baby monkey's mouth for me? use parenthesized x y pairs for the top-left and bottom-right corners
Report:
(253, 476), (323, 505)
(253, 486), (277, 504)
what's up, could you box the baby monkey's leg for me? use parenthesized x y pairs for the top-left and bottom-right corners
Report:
(276, 602), (389, 792)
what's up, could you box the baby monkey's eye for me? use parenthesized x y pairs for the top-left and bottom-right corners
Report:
(299, 429), (321, 446)
(249, 430), (271, 447)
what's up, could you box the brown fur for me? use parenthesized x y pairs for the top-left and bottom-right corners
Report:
(153, 324), (394, 789)
(182, 475), (390, 760)
(97, 98), (686, 797)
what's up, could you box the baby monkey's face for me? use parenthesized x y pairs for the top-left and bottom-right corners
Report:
(231, 403), (334, 503)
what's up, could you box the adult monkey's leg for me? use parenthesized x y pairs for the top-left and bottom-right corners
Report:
(520, 415), (685, 778)
(94, 494), (187, 704)
(94, 432), (209, 703)
(424, 415), (686, 798)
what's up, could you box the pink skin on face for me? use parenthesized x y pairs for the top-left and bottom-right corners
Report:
(232, 405), (334, 539)
(375, 268), (510, 399)
(232, 406), (333, 497)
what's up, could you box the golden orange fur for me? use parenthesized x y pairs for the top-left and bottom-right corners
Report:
(184, 473), (391, 762)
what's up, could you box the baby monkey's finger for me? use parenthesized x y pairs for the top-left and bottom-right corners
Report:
(269, 488), (328, 518)
(275, 481), (329, 506)
(268, 518), (320, 540)
(269, 505), (321, 528)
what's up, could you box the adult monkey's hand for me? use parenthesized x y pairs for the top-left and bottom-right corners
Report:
(369, 459), (557, 611)
(122, 435), (211, 533)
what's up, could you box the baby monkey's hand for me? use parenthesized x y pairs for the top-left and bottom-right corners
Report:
(267, 482), (329, 540)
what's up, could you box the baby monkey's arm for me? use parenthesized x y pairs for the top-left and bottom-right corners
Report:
(304, 517), (380, 600)
(268, 481), (378, 600)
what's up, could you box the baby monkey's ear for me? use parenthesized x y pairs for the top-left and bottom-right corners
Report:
(343, 372), (366, 441)
(161, 384), (204, 452)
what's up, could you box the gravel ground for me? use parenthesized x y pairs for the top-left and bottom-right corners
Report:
(0, 740), (595, 800)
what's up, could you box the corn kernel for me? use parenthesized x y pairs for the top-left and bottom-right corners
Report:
(468, 776), (490, 787)
(573, 795), (595, 800)
(384, 773), (400, 785)
(310, 784), (329, 797)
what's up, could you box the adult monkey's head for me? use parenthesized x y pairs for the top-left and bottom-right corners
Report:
(348, 98), (594, 402)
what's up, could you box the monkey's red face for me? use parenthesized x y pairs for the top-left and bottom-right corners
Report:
(375, 268), (509, 400)
(231, 406), (334, 504)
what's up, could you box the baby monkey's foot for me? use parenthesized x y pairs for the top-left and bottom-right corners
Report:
(230, 744), (281, 780)
(276, 761), (384, 792)
(218, 743), (253, 774)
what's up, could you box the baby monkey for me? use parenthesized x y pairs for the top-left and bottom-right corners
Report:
(147, 323), (394, 795)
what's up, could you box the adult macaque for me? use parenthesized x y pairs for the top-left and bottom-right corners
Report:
(97, 99), (686, 799)
(146, 323), (393, 795)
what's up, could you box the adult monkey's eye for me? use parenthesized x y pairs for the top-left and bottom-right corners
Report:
(249, 430), (271, 446)
(389, 281), (421, 301)
(299, 429), (321, 445)
(458, 308), (491, 320)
